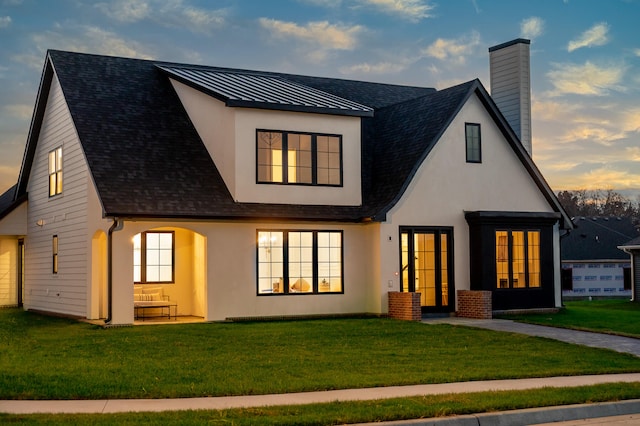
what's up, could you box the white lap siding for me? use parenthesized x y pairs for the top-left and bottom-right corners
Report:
(25, 75), (90, 317)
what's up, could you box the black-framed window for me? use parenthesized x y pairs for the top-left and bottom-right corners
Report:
(257, 230), (343, 294)
(465, 123), (481, 163)
(48, 147), (63, 197)
(52, 235), (58, 274)
(133, 231), (175, 283)
(256, 130), (342, 186)
(495, 230), (540, 289)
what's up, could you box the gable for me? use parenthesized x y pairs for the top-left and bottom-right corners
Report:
(389, 91), (553, 223)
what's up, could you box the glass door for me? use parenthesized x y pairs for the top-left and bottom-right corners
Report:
(401, 228), (453, 313)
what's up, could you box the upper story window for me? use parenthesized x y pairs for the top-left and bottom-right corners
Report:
(465, 123), (481, 163)
(257, 130), (342, 186)
(48, 147), (63, 197)
(133, 231), (175, 283)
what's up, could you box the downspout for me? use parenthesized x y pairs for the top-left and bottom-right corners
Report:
(106, 217), (124, 324)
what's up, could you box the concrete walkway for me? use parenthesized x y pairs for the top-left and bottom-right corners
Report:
(2, 374), (640, 415)
(423, 317), (640, 357)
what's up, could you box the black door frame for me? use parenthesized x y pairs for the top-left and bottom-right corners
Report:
(399, 226), (455, 313)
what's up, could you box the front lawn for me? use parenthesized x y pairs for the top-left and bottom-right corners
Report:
(1, 308), (638, 400)
(499, 300), (640, 337)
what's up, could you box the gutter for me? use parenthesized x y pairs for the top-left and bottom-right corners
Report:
(106, 217), (124, 324)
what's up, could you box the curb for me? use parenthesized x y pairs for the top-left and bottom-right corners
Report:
(354, 399), (640, 425)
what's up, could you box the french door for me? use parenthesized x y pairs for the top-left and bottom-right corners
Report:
(400, 227), (454, 313)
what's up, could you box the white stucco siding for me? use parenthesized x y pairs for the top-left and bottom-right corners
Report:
(24, 74), (93, 317)
(169, 80), (237, 195)
(378, 93), (555, 308)
(0, 202), (27, 235)
(169, 78), (362, 206)
(235, 109), (362, 206)
(108, 220), (378, 324)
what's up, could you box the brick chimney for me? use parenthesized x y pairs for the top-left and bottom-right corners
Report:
(489, 39), (532, 156)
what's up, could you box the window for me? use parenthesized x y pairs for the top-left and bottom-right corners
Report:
(465, 123), (481, 163)
(257, 130), (342, 186)
(133, 231), (174, 283)
(257, 230), (343, 294)
(495, 230), (540, 289)
(48, 147), (63, 196)
(52, 235), (58, 274)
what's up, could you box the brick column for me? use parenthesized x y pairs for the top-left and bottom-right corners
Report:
(457, 290), (492, 319)
(388, 292), (421, 321)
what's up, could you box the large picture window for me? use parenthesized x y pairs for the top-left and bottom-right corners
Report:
(48, 147), (63, 197)
(257, 230), (343, 294)
(133, 231), (175, 283)
(496, 230), (540, 289)
(257, 130), (342, 186)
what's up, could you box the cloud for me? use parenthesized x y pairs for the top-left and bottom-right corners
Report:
(623, 108), (640, 133)
(95, 0), (150, 23)
(259, 18), (363, 50)
(4, 104), (32, 120)
(0, 16), (11, 28)
(355, 0), (435, 22)
(422, 31), (480, 65)
(520, 17), (544, 40)
(635, 48), (640, 57)
(567, 22), (609, 52)
(546, 61), (625, 96)
(340, 61), (407, 74)
(30, 26), (155, 60)
(96, 0), (226, 34)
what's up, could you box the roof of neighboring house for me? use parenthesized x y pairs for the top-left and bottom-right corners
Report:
(6, 50), (571, 227)
(562, 216), (640, 261)
(620, 235), (640, 249)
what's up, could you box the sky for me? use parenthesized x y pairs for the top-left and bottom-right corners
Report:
(0, 0), (639, 199)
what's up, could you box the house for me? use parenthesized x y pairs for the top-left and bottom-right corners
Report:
(619, 235), (640, 302)
(561, 216), (637, 299)
(0, 39), (571, 324)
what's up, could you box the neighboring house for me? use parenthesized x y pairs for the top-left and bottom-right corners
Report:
(0, 39), (572, 324)
(619, 236), (640, 302)
(561, 216), (637, 298)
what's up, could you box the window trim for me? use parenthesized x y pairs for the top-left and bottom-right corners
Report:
(256, 129), (343, 187)
(495, 229), (541, 289)
(48, 146), (63, 197)
(465, 123), (481, 163)
(256, 229), (344, 295)
(133, 231), (175, 284)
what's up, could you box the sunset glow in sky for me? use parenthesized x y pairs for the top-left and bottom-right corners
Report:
(0, 0), (638, 198)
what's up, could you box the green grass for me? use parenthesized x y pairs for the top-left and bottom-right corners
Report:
(2, 383), (640, 425)
(499, 300), (640, 337)
(1, 308), (639, 400)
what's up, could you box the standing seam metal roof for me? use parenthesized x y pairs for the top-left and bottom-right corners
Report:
(157, 65), (374, 117)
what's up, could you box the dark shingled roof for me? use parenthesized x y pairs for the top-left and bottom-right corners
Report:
(562, 216), (640, 261)
(8, 50), (570, 225)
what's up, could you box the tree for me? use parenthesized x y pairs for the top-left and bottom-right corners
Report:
(556, 188), (639, 224)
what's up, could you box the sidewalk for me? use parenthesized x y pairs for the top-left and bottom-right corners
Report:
(422, 317), (640, 357)
(2, 374), (640, 414)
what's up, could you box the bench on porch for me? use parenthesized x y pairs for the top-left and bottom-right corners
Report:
(133, 286), (177, 320)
